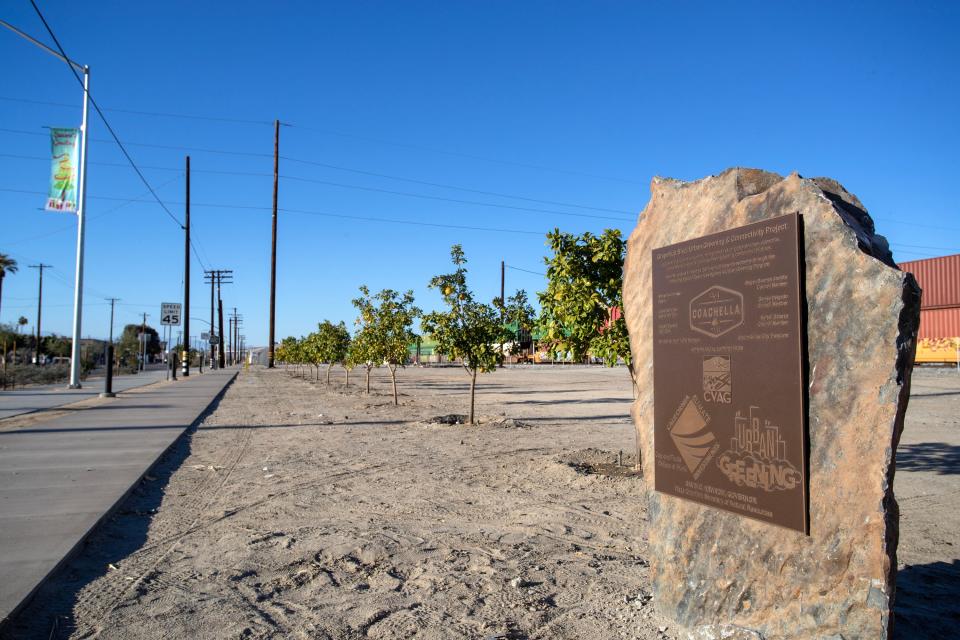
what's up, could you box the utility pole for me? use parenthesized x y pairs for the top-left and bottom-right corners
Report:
(140, 312), (148, 371)
(105, 297), (119, 344)
(0, 20), (93, 387)
(182, 155), (190, 377)
(105, 297), (119, 368)
(218, 298), (225, 368)
(29, 264), (51, 365)
(228, 315), (233, 366)
(203, 269), (232, 369)
(208, 271), (215, 368)
(268, 118), (279, 368)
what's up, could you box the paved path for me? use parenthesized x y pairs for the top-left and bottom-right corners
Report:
(0, 370), (168, 421)
(0, 369), (237, 625)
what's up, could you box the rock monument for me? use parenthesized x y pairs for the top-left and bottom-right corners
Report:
(623, 169), (920, 639)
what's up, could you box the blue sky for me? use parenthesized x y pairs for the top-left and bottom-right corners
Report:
(2, 1), (958, 346)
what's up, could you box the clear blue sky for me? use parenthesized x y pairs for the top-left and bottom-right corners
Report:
(2, 1), (958, 346)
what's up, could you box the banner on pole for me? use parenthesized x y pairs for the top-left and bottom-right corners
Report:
(46, 127), (80, 212)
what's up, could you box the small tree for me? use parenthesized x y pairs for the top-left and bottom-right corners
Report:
(352, 286), (420, 405)
(422, 245), (511, 425)
(537, 228), (631, 374)
(312, 321), (351, 385)
(350, 326), (379, 394)
(538, 228), (637, 464)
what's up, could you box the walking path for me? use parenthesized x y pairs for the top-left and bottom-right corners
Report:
(0, 368), (237, 625)
(0, 369), (168, 421)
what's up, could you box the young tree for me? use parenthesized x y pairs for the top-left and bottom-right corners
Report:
(313, 321), (351, 385)
(422, 245), (511, 425)
(0, 253), (18, 322)
(538, 228), (637, 464)
(349, 326), (379, 394)
(537, 228), (631, 374)
(352, 286), (420, 405)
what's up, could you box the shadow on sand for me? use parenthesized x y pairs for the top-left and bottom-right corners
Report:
(894, 560), (960, 639)
(897, 442), (960, 475)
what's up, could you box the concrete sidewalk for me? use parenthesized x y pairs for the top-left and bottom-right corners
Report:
(0, 368), (237, 625)
(0, 369), (168, 421)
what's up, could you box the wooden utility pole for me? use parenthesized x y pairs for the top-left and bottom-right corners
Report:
(268, 119), (279, 368)
(182, 155), (191, 376)
(204, 269), (232, 368)
(140, 312), (148, 371)
(29, 264), (51, 365)
(218, 298), (225, 368)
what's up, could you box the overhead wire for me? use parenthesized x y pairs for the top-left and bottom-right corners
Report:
(27, 0), (184, 229)
(0, 144), (637, 218)
(0, 94), (643, 185)
(0, 151), (634, 223)
(0, 187), (554, 236)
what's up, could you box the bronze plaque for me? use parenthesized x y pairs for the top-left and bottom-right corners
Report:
(652, 213), (808, 533)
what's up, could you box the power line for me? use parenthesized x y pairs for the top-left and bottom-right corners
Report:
(0, 187), (624, 234)
(3, 174), (183, 246)
(280, 174), (633, 221)
(0, 94), (643, 185)
(506, 264), (547, 276)
(0, 149), (637, 217)
(26, 2), (183, 228)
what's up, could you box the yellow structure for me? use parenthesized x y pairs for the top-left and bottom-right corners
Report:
(914, 337), (960, 365)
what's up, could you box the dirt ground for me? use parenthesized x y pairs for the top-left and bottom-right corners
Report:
(4, 364), (959, 639)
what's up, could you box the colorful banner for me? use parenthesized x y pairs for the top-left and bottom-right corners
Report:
(46, 127), (80, 212)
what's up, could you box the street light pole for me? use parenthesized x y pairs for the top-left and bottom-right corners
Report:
(1, 19), (90, 387)
(68, 65), (90, 388)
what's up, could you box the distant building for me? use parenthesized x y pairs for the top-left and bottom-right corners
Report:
(899, 253), (960, 365)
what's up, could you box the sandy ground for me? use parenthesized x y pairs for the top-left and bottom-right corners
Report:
(3, 365), (958, 640)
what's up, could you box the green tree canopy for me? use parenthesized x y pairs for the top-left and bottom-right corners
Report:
(422, 245), (510, 424)
(307, 321), (351, 384)
(117, 323), (161, 367)
(352, 286), (420, 405)
(537, 228), (631, 374)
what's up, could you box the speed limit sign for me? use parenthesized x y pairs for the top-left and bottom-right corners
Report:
(160, 302), (182, 326)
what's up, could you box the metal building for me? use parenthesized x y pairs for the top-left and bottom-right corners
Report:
(899, 253), (960, 364)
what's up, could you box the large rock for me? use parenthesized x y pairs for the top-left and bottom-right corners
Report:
(623, 169), (920, 639)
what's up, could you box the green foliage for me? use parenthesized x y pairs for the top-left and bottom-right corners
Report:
(496, 289), (535, 355)
(352, 286), (420, 403)
(117, 324), (161, 365)
(422, 245), (511, 423)
(0, 253), (18, 276)
(537, 228), (631, 370)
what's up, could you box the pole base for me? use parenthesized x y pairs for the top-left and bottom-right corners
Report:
(68, 383), (82, 389)
(99, 392), (116, 398)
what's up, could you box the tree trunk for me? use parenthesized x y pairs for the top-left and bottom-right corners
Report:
(389, 365), (398, 405)
(344, 366), (349, 386)
(468, 368), (477, 425)
(326, 364), (332, 385)
(365, 367), (371, 394)
(0, 272), (4, 323)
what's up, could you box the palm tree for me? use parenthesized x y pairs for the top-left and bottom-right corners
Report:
(0, 253), (18, 324)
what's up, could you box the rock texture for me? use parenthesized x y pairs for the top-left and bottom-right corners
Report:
(623, 169), (920, 639)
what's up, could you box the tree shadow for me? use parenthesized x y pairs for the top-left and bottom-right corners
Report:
(0, 389), (227, 639)
(895, 560), (960, 639)
(897, 442), (960, 475)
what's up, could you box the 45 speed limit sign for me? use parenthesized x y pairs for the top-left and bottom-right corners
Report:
(160, 302), (182, 326)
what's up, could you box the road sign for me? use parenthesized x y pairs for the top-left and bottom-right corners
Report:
(201, 332), (209, 340)
(208, 333), (218, 345)
(160, 302), (182, 326)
